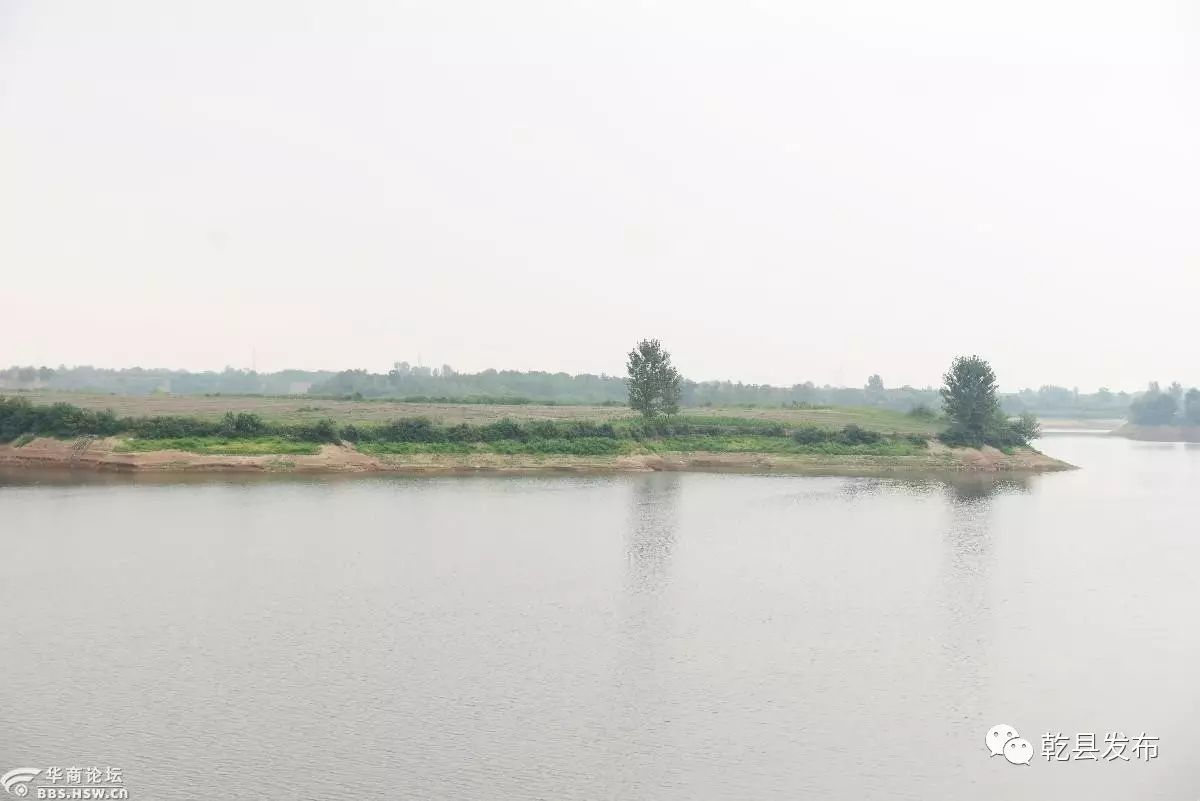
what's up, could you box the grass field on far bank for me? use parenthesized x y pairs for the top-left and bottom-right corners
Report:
(1, 390), (950, 460)
(7, 390), (944, 435)
(106, 434), (928, 458)
(351, 434), (927, 458)
(105, 423), (932, 458)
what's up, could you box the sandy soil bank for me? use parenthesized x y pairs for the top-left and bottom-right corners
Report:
(0, 437), (1074, 476)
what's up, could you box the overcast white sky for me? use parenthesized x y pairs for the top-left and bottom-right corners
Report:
(1, 0), (1196, 391)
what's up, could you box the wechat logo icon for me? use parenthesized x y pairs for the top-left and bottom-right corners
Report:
(986, 724), (1032, 765)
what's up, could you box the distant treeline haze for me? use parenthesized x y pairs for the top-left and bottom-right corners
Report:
(0, 362), (1137, 417)
(1127, 382), (1200, 427)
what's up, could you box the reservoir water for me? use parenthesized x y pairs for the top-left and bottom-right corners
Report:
(2, 436), (1198, 800)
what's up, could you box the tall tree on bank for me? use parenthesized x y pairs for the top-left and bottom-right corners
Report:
(940, 355), (1001, 444)
(626, 339), (682, 419)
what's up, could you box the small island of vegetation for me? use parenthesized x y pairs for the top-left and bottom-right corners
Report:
(1110, 381), (1200, 442)
(0, 344), (1068, 475)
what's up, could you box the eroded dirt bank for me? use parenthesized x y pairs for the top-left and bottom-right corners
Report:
(0, 437), (1074, 476)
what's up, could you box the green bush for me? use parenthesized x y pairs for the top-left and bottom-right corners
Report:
(836, 424), (882, 445)
(1007, 412), (1041, 444)
(627, 419), (785, 439)
(939, 412), (1039, 448)
(219, 412), (268, 437)
(478, 419), (528, 442)
(0, 396), (35, 440)
(792, 425), (831, 445)
(376, 417), (442, 442)
(277, 418), (339, 443)
(128, 415), (221, 439)
(0, 396), (123, 440)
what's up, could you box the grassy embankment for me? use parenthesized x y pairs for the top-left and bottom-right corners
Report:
(352, 415), (932, 458)
(1, 393), (942, 458)
(6, 390), (935, 428)
(116, 437), (321, 455)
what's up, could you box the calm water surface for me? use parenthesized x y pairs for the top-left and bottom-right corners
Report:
(2, 437), (1199, 800)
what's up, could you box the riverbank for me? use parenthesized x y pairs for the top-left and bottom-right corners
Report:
(1037, 417), (1124, 432)
(1110, 423), (1200, 442)
(0, 436), (1072, 475)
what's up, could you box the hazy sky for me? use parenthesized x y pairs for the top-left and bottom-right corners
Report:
(2, 1), (1197, 391)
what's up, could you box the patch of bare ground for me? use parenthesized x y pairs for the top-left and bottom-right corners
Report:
(924, 440), (1072, 471)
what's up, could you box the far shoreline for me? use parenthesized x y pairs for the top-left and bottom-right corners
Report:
(1109, 423), (1200, 443)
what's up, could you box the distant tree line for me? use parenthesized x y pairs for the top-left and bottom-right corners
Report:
(3, 362), (945, 408)
(313, 361), (949, 409)
(0, 362), (1160, 419)
(0, 365), (335, 395)
(313, 364), (629, 404)
(1127, 382), (1200, 427)
(998, 385), (1130, 419)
